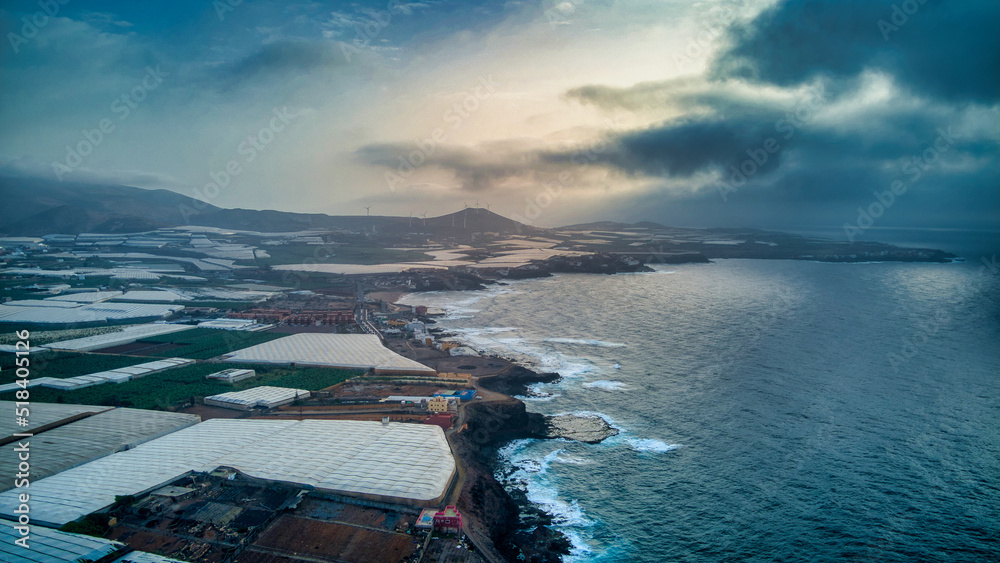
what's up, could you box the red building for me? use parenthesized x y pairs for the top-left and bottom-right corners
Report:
(424, 413), (454, 430)
(228, 308), (355, 325)
(433, 506), (462, 534)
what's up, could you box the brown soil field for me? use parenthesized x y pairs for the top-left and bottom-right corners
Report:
(250, 515), (418, 563)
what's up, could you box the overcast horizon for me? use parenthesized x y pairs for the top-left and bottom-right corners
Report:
(1, 1), (997, 238)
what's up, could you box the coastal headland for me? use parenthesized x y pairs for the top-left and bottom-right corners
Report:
(0, 192), (963, 562)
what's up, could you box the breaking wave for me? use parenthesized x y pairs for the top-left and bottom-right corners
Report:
(625, 438), (682, 454)
(544, 337), (628, 348)
(582, 380), (629, 391)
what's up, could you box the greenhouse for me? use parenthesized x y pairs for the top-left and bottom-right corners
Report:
(223, 333), (436, 374)
(0, 419), (456, 526)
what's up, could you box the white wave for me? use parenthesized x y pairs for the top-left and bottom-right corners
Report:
(561, 530), (597, 560)
(525, 485), (595, 528)
(444, 314), (474, 320)
(582, 379), (629, 391)
(518, 392), (561, 403)
(626, 438), (681, 453)
(397, 283), (521, 312)
(496, 441), (603, 559)
(545, 449), (594, 466)
(552, 360), (594, 378)
(494, 439), (537, 468)
(543, 337), (628, 348)
(465, 337), (596, 378)
(520, 459), (544, 473)
(450, 326), (521, 336)
(515, 382), (562, 402)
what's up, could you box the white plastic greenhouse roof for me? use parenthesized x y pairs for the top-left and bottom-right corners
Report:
(113, 290), (190, 302)
(0, 518), (124, 563)
(0, 419), (455, 526)
(113, 552), (189, 563)
(0, 407), (200, 491)
(223, 333), (436, 373)
(0, 358), (195, 393)
(41, 323), (196, 351)
(46, 291), (123, 303)
(0, 402), (112, 440)
(0, 302), (184, 324)
(0, 518), (184, 563)
(204, 386), (308, 409)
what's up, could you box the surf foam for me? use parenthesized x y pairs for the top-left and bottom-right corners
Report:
(582, 380), (629, 391)
(625, 438), (681, 453)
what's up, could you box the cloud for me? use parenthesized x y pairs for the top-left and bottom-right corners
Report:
(565, 77), (707, 113)
(356, 140), (564, 192)
(1, 0), (996, 234)
(711, 0), (1000, 104)
(81, 11), (134, 29)
(220, 40), (348, 88)
(585, 116), (785, 178)
(352, 60), (999, 231)
(542, 0), (1000, 229)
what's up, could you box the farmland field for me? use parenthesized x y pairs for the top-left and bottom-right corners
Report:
(0, 362), (359, 410)
(0, 325), (142, 346)
(244, 243), (432, 267)
(0, 351), (148, 384)
(246, 514), (417, 563)
(126, 328), (287, 359)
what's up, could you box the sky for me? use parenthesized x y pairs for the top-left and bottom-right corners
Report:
(0, 0), (997, 237)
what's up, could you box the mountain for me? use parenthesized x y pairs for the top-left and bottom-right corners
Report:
(0, 176), (533, 236)
(0, 176), (223, 235)
(414, 208), (529, 234)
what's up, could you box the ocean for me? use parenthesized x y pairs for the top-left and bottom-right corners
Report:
(400, 257), (1000, 562)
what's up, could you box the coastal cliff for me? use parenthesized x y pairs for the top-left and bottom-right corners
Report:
(453, 365), (618, 562)
(477, 365), (561, 397)
(453, 399), (571, 562)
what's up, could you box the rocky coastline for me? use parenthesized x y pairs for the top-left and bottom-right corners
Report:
(452, 365), (616, 562)
(409, 253), (665, 291)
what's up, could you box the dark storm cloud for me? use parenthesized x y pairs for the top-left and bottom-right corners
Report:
(543, 0), (1000, 230)
(581, 117), (784, 177)
(356, 142), (552, 192)
(358, 94), (995, 203)
(566, 80), (686, 112)
(712, 0), (1000, 104)
(618, 149), (1000, 232)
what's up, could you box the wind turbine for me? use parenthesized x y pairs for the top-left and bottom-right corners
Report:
(409, 212), (413, 228)
(365, 206), (371, 217)
(421, 212), (427, 227)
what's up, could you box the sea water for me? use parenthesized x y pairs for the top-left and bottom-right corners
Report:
(400, 258), (999, 561)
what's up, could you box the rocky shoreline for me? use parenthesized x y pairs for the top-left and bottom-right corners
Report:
(452, 365), (616, 562)
(409, 253), (662, 291)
